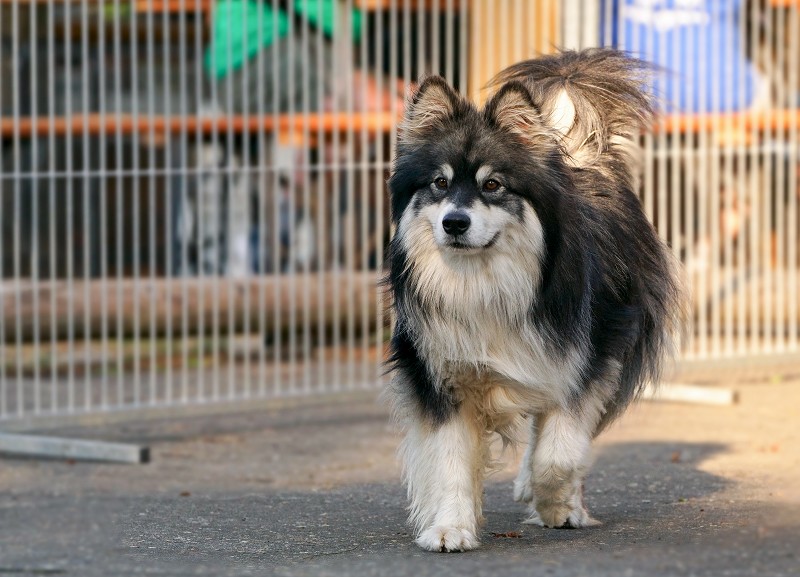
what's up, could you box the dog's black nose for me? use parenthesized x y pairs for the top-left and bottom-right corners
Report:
(442, 212), (471, 236)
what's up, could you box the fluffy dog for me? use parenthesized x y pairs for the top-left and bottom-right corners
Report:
(385, 49), (686, 552)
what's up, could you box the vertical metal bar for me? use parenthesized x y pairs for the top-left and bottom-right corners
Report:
(469, 0), (480, 103)
(774, 3), (786, 352)
(682, 20), (697, 358)
(66, 0), (77, 411)
(513, 0), (522, 63)
(602, 0), (612, 47)
(695, 1), (709, 358)
(416, 0), (425, 78)
(432, 0), (440, 76)
(359, 2), (370, 388)
(390, 0), (400, 144)
(655, 6), (668, 245)
(225, 0), (238, 401)
(211, 0), (225, 402)
(735, 0), (748, 355)
(48, 0), (58, 411)
(30, 0), (41, 414)
(403, 0), (410, 93)
(179, 0), (189, 404)
(0, 0), (6, 420)
(748, 0), (760, 355)
(12, 0), (23, 416)
(301, 1), (312, 393)
(98, 0), (110, 409)
(271, 0), (282, 396)
(641, 11), (654, 225)
(239, 0), (252, 401)
(458, 0), (467, 96)
(287, 0), (298, 394)
(128, 0), (141, 407)
(445, 0), (454, 84)
(374, 0), (386, 388)
(668, 4), (683, 353)
(83, 0), (94, 411)
(486, 0), (495, 94)
(722, 0), (735, 356)
(114, 0), (125, 407)
(708, 3), (723, 358)
(194, 0), (206, 402)
(256, 0), (268, 398)
(499, 0), (508, 70)
(344, 0), (355, 390)
(162, 0), (174, 404)
(786, 3), (800, 352)
(315, 0), (326, 392)
(763, 0), (775, 353)
(330, 0), (340, 390)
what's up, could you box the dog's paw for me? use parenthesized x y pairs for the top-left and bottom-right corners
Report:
(416, 526), (480, 552)
(521, 507), (544, 526)
(535, 503), (600, 529)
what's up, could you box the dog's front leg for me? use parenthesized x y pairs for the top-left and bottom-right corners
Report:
(402, 404), (486, 552)
(528, 407), (600, 529)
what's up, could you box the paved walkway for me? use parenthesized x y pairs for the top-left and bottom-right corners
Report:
(1, 367), (799, 576)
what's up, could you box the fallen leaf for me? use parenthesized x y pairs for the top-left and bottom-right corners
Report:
(490, 531), (522, 538)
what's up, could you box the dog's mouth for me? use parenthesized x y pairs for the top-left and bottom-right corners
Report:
(445, 232), (501, 251)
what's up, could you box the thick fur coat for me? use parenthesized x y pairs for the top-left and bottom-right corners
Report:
(385, 49), (686, 552)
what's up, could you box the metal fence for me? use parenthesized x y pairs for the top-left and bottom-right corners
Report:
(1, 0), (798, 426)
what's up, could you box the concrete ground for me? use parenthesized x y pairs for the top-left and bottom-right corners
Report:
(1, 365), (799, 577)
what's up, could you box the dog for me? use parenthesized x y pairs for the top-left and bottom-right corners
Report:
(384, 48), (686, 552)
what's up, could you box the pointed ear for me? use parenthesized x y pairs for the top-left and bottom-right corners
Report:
(483, 82), (544, 139)
(401, 76), (463, 138)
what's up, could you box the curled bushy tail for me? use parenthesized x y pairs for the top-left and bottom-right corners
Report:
(491, 48), (653, 184)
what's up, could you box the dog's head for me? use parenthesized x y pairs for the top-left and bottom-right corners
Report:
(389, 77), (567, 260)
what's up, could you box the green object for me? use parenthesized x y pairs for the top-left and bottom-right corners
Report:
(206, 0), (362, 79)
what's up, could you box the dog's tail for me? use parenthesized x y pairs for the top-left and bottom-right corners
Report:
(491, 48), (653, 183)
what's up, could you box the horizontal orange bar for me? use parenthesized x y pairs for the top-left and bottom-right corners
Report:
(134, 0), (213, 13)
(355, 0), (462, 10)
(657, 109), (800, 134)
(3, 110), (799, 139)
(0, 112), (399, 138)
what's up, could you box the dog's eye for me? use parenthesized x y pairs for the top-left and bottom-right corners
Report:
(434, 177), (448, 190)
(483, 179), (501, 192)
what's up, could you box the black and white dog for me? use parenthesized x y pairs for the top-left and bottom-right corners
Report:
(385, 49), (686, 552)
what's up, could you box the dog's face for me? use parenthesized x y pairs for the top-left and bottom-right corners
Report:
(389, 77), (566, 265)
(413, 161), (520, 253)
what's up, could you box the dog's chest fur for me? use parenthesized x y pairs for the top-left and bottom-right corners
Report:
(400, 211), (585, 411)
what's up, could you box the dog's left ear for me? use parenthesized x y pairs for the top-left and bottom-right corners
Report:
(483, 82), (544, 140)
(400, 76), (464, 140)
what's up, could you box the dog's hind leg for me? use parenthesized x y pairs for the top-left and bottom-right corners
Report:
(525, 405), (602, 529)
(401, 403), (488, 552)
(513, 413), (539, 505)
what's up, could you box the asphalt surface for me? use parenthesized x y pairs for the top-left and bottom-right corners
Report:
(1, 369), (799, 577)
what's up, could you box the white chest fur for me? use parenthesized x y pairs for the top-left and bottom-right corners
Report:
(398, 202), (584, 410)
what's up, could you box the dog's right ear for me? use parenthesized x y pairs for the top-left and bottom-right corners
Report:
(400, 76), (463, 139)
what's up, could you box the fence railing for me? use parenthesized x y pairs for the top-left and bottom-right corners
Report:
(1, 0), (798, 425)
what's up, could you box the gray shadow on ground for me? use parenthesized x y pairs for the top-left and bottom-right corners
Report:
(108, 442), (797, 577)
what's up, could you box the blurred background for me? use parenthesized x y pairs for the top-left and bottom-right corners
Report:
(0, 0), (797, 427)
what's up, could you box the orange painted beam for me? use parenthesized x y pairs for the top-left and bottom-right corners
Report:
(657, 110), (800, 134)
(354, 0), (462, 10)
(134, 0), (213, 13)
(0, 112), (399, 139)
(3, 110), (799, 140)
